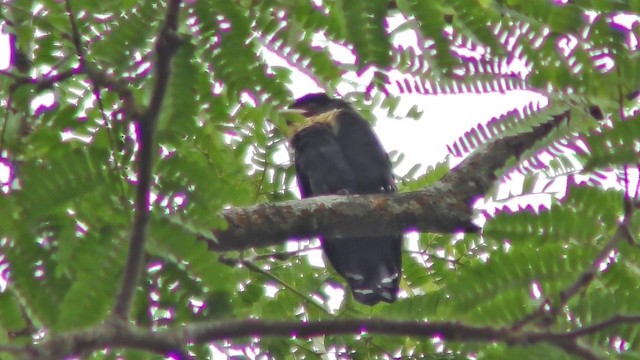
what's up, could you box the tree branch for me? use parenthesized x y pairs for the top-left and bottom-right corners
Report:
(185, 318), (509, 343)
(19, 313), (640, 359)
(63, 0), (85, 62)
(112, 0), (183, 320)
(563, 314), (640, 339)
(83, 66), (138, 117)
(205, 111), (569, 251)
(1, 68), (80, 92)
(19, 319), (511, 359)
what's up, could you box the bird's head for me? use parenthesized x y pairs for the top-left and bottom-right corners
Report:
(288, 93), (350, 117)
(279, 93), (349, 140)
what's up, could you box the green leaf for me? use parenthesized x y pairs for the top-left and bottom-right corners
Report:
(340, 0), (391, 68)
(0, 292), (27, 333)
(17, 148), (110, 222)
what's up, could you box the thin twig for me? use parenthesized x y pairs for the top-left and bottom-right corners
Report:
(405, 249), (465, 266)
(0, 90), (14, 149)
(564, 314), (640, 339)
(2, 68), (79, 92)
(63, 0), (85, 62)
(0, 69), (27, 80)
(220, 255), (331, 315)
(112, 0), (183, 320)
(512, 199), (636, 330)
(95, 90), (131, 211)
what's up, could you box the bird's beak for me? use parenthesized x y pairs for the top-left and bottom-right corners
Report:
(278, 108), (308, 125)
(278, 108), (306, 116)
(276, 108), (308, 140)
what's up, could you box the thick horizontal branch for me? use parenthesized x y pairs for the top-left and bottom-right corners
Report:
(207, 111), (569, 251)
(185, 318), (507, 344)
(209, 184), (477, 251)
(11, 320), (515, 359)
(22, 313), (638, 359)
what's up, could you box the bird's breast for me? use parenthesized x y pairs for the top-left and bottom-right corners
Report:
(307, 109), (341, 135)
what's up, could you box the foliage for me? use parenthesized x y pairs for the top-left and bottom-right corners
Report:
(0, 0), (639, 359)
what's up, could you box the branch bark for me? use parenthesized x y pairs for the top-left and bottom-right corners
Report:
(206, 111), (570, 251)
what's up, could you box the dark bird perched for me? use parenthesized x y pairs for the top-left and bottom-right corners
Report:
(283, 93), (403, 306)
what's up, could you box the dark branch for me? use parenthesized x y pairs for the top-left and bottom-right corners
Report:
(21, 313), (640, 359)
(206, 111), (569, 251)
(84, 66), (138, 117)
(549, 341), (601, 360)
(22, 323), (184, 360)
(112, 0), (183, 320)
(63, 0), (85, 61)
(1, 68), (80, 92)
(21, 319), (511, 359)
(185, 318), (509, 343)
(563, 314), (640, 339)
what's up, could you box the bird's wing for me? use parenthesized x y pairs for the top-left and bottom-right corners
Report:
(291, 124), (356, 197)
(333, 109), (396, 194)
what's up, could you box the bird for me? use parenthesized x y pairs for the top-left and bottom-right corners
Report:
(282, 92), (403, 306)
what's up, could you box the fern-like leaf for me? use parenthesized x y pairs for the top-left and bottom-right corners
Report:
(584, 114), (640, 170)
(340, 0), (391, 68)
(54, 228), (124, 331)
(17, 148), (110, 222)
(441, 243), (598, 318)
(485, 185), (622, 243)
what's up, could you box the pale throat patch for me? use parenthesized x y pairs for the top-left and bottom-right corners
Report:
(297, 109), (341, 135)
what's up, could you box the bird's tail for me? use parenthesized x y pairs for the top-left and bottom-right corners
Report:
(322, 236), (402, 306)
(347, 264), (400, 305)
